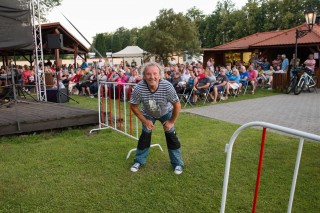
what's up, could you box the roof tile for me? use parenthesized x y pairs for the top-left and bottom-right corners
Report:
(204, 24), (320, 51)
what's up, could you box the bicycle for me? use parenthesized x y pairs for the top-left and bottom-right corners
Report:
(293, 67), (317, 95)
(286, 69), (300, 94)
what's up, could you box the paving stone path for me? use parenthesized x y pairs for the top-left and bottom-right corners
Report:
(182, 92), (320, 135)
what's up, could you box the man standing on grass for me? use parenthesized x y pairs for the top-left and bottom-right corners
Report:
(129, 62), (184, 175)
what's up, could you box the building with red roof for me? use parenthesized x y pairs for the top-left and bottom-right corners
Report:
(203, 24), (320, 70)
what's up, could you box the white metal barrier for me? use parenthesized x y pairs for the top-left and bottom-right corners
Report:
(90, 81), (163, 158)
(220, 121), (320, 213)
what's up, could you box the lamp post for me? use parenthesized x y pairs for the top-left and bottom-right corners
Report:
(294, 10), (317, 70)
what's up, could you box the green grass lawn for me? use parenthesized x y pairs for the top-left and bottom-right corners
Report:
(1, 88), (319, 212)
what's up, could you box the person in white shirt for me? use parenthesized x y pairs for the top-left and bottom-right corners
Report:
(97, 58), (104, 69)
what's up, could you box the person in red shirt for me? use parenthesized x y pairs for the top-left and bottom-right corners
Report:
(68, 68), (82, 94)
(22, 65), (31, 91)
(304, 54), (316, 73)
(248, 65), (258, 94)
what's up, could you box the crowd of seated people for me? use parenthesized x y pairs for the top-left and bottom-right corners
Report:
(162, 52), (313, 105)
(1, 51), (315, 103)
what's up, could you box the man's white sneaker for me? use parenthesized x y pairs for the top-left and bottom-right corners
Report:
(130, 163), (141, 172)
(174, 166), (183, 175)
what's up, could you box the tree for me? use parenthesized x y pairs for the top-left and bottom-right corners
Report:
(215, 0), (237, 43)
(142, 9), (201, 65)
(92, 0), (320, 55)
(186, 7), (207, 48)
(39, 0), (62, 20)
(201, 13), (221, 47)
(229, 10), (249, 39)
(94, 33), (106, 57)
(129, 28), (141, 45)
(242, 0), (262, 34)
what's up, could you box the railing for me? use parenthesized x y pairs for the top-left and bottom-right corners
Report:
(220, 121), (320, 213)
(89, 81), (163, 159)
(89, 81), (139, 140)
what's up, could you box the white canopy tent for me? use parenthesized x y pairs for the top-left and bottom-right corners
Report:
(112, 46), (147, 66)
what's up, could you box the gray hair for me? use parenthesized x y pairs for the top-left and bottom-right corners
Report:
(141, 62), (163, 77)
(232, 68), (239, 75)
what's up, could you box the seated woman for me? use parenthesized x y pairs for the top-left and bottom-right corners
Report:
(52, 77), (65, 89)
(164, 71), (172, 83)
(87, 70), (97, 98)
(185, 70), (197, 94)
(68, 68), (81, 95)
(225, 68), (240, 98)
(248, 65), (258, 94)
(95, 70), (108, 98)
(25, 70), (36, 93)
(22, 65), (31, 92)
(125, 69), (141, 101)
(61, 70), (70, 86)
(108, 68), (119, 82)
(256, 65), (266, 87)
(80, 70), (93, 96)
(115, 69), (127, 100)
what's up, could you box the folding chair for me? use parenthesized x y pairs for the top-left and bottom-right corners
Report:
(177, 86), (193, 107)
(202, 84), (214, 104)
(240, 80), (249, 95)
(184, 89), (194, 107)
(201, 89), (209, 104)
(229, 83), (239, 98)
(218, 85), (227, 102)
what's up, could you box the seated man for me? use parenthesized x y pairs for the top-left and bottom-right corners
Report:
(212, 68), (228, 103)
(164, 71), (173, 83)
(264, 66), (275, 88)
(256, 65), (266, 87)
(238, 65), (249, 93)
(80, 68), (93, 96)
(207, 68), (216, 99)
(171, 69), (182, 91)
(289, 58), (301, 78)
(192, 70), (211, 104)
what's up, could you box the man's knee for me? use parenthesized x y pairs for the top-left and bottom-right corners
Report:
(137, 131), (152, 149)
(165, 131), (181, 150)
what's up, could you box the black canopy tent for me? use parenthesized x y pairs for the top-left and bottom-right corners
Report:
(0, 0), (33, 66)
(0, 1), (33, 50)
(0, 0), (89, 67)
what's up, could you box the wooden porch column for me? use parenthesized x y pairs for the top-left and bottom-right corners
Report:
(73, 44), (78, 68)
(55, 49), (62, 68)
(2, 56), (5, 67)
(4, 55), (8, 67)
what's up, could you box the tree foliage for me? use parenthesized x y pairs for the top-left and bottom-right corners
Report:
(40, 0), (62, 20)
(142, 9), (201, 65)
(90, 0), (320, 58)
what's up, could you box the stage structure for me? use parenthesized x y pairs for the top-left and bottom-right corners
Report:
(31, 0), (46, 101)
(0, 0), (46, 101)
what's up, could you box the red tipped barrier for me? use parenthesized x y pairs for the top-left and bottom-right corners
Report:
(252, 127), (267, 213)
